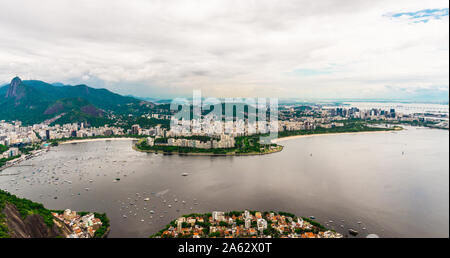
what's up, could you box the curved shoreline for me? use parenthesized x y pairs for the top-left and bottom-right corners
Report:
(132, 144), (284, 156)
(59, 137), (138, 145)
(55, 129), (398, 156)
(272, 129), (399, 143)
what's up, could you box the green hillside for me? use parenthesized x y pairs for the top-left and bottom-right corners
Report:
(0, 77), (153, 125)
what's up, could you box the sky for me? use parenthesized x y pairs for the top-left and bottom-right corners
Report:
(0, 0), (448, 101)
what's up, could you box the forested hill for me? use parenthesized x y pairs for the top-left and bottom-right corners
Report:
(0, 77), (155, 125)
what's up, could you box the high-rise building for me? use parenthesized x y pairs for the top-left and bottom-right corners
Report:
(131, 124), (141, 135)
(390, 109), (396, 118)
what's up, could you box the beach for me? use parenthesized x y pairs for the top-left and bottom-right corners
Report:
(272, 130), (397, 143)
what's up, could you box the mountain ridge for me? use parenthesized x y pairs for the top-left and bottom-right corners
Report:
(0, 77), (154, 125)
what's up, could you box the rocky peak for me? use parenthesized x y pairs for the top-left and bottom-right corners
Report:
(5, 76), (23, 98)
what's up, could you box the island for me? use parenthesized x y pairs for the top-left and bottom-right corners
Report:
(151, 210), (343, 238)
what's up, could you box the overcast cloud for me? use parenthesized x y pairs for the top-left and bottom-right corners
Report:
(0, 0), (448, 101)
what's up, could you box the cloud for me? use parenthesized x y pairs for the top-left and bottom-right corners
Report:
(0, 0), (448, 101)
(292, 68), (334, 77)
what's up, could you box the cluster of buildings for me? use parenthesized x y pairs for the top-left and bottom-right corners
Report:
(0, 120), (126, 145)
(147, 134), (235, 149)
(52, 209), (103, 238)
(2, 104), (447, 154)
(1, 147), (19, 159)
(169, 116), (278, 138)
(0, 121), (40, 146)
(39, 123), (125, 140)
(130, 124), (166, 137)
(278, 119), (345, 132)
(158, 210), (343, 238)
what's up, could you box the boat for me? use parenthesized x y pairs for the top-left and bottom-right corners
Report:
(348, 229), (359, 236)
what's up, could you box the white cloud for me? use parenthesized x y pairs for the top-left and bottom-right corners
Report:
(0, 0), (448, 101)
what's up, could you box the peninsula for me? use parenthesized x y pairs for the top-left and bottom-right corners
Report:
(151, 210), (343, 238)
(134, 121), (399, 156)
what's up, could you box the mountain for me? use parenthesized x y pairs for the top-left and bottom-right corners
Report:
(0, 77), (153, 125)
(44, 98), (103, 117)
(0, 189), (110, 238)
(0, 189), (68, 238)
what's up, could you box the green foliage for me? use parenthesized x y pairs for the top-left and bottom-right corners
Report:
(0, 189), (54, 233)
(0, 190), (110, 238)
(93, 212), (110, 238)
(0, 78), (162, 126)
(0, 144), (8, 153)
(278, 211), (296, 218)
(50, 111), (112, 128)
(195, 221), (211, 228)
(225, 210), (244, 217)
(302, 217), (327, 231)
(19, 144), (40, 155)
(119, 117), (170, 131)
(136, 135), (278, 155)
(0, 212), (9, 238)
(218, 221), (229, 227)
(235, 219), (244, 226)
(0, 155), (21, 168)
(276, 121), (393, 139)
(208, 232), (221, 237)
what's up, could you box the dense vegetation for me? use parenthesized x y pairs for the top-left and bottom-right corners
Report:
(50, 111), (112, 128)
(0, 144), (8, 153)
(137, 121), (394, 155)
(136, 135), (280, 155)
(19, 143), (40, 155)
(118, 116), (170, 131)
(363, 118), (443, 129)
(0, 155), (21, 168)
(0, 78), (158, 125)
(92, 212), (110, 238)
(0, 189), (55, 238)
(276, 121), (395, 138)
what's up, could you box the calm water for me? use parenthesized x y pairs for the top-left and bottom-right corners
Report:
(0, 126), (448, 238)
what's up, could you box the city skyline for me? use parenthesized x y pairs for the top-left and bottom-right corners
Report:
(0, 0), (448, 101)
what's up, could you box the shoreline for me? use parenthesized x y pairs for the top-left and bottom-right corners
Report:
(133, 129), (398, 157)
(272, 129), (399, 143)
(132, 144), (284, 156)
(58, 137), (138, 145)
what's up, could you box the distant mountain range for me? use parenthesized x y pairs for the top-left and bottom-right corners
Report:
(0, 77), (154, 125)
